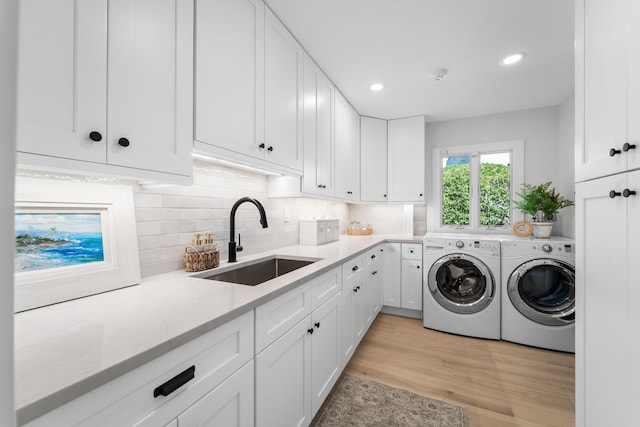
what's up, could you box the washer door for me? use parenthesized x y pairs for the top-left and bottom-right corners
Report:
(427, 254), (495, 314)
(507, 259), (575, 326)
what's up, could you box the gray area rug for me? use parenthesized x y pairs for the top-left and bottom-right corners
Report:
(313, 374), (469, 427)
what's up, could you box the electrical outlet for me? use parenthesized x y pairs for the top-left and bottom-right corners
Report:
(284, 207), (290, 223)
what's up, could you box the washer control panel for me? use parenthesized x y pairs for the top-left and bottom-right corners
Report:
(443, 239), (500, 256)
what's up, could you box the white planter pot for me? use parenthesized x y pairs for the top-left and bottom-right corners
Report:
(532, 222), (554, 238)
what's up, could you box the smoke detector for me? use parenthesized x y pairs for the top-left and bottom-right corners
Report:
(433, 68), (448, 81)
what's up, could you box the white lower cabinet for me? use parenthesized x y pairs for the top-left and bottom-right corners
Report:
(401, 259), (423, 310)
(382, 243), (422, 312)
(311, 292), (342, 414)
(174, 361), (254, 427)
(341, 255), (365, 367)
(576, 170), (639, 426)
(364, 246), (384, 328)
(256, 316), (313, 427)
(382, 243), (402, 307)
(255, 267), (342, 427)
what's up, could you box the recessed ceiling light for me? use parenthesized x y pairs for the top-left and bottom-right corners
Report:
(369, 83), (384, 92)
(500, 52), (527, 66)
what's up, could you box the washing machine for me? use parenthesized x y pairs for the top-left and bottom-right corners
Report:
(501, 238), (575, 352)
(423, 235), (501, 339)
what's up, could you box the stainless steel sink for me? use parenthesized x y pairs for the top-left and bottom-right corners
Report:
(192, 255), (321, 286)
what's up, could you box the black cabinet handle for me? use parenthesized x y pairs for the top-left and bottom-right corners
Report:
(118, 137), (130, 147)
(267, 146), (274, 152)
(610, 190), (622, 198)
(259, 143), (265, 149)
(409, 249), (414, 253)
(610, 147), (621, 156)
(383, 194), (387, 198)
(416, 265), (420, 269)
(307, 328), (314, 334)
(89, 131), (102, 142)
(623, 143), (636, 152)
(370, 254), (376, 259)
(419, 193), (423, 197)
(352, 265), (359, 272)
(623, 188), (636, 198)
(154, 366), (195, 398)
(347, 191), (353, 195)
(314, 322), (320, 328)
(372, 271), (378, 275)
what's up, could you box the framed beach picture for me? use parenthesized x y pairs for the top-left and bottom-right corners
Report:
(15, 177), (141, 312)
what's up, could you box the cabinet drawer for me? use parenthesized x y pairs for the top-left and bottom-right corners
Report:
(342, 255), (364, 284)
(26, 311), (254, 427)
(365, 246), (382, 267)
(310, 267), (342, 311)
(402, 243), (422, 260)
(255, 282), (312, 353)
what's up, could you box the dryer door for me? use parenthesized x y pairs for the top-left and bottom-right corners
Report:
(427, 254), (495, 314)
(507, 259), (575, 326)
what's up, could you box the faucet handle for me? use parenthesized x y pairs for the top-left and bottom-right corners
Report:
(236, 234), (243, 252)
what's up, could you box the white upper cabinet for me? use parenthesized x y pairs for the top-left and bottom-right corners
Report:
(576, 0), (640, 182)
(264, 7), (304, 171)
(17, 0), (193, 182)
(334, 90), (360, 201)
(360, 117), (388, 202)
(387, 116), (425, 202)
(195, 1), (303, 174)
(302, 54), (334, 196)
(194, 0), (264, 160)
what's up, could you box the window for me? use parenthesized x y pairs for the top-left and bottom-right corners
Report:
(432, 140), (524, 232)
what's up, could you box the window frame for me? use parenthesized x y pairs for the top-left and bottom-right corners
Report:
(431, 139), (524, 233)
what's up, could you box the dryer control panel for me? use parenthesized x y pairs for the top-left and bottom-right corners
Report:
(443, 238), (500, 257)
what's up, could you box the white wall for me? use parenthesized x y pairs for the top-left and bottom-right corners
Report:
(424, 104), (575, 236)
(556, 95), (576, 238)
(0, 0), (17, 425)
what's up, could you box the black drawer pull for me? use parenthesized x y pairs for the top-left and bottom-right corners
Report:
(352, 265), (359, 272)
(154, 365), (195, 398)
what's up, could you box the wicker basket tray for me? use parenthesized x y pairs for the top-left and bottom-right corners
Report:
(184, 244), (220, 272)
(347, 225), (373, 236)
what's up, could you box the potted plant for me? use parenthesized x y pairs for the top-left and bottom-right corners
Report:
(513, 182), (574, 238)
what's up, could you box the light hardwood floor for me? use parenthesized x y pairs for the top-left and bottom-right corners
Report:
(344, 313), (575, 427)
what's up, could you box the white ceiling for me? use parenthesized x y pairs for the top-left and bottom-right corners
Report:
(265, 0), (575, 123)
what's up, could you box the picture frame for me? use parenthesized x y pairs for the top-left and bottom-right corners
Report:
(15, 177), (141, 312)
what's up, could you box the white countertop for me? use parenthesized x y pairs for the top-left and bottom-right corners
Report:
(15, 234), (422, 425)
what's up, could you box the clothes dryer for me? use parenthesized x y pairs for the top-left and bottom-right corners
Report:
(423, 235), (501, 339)
(501, 238), (575, 352)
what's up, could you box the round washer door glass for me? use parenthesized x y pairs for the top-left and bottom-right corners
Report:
(427, 254), (495, 314)
(507, 259), (575, 326)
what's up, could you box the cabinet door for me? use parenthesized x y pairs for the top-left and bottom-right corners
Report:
(576, 172), (629, 427)
(387, 116), (425, 202)
(334, 91), (361, 201)
(341, 275), (364, 366)
(311, 292), (342, 414)
(627, 1), (640, 172)
(177, 361), (254, 427)
(360, 117), (388, 202)
(576, 0), (628, 182)
(365, 266), (381, 328)
(107, 0), (193, 177)
(302, 55), (334, 195)
(16, 0), (107, 163)
(401, 259), (422, 310)
(256, 317), (312, 427)
(194, 0), (264, 159)
(382, 243), (401, 308)
(264, 7), (303, 172)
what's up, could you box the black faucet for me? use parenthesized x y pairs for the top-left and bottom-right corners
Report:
(229, 197), (268, 262)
